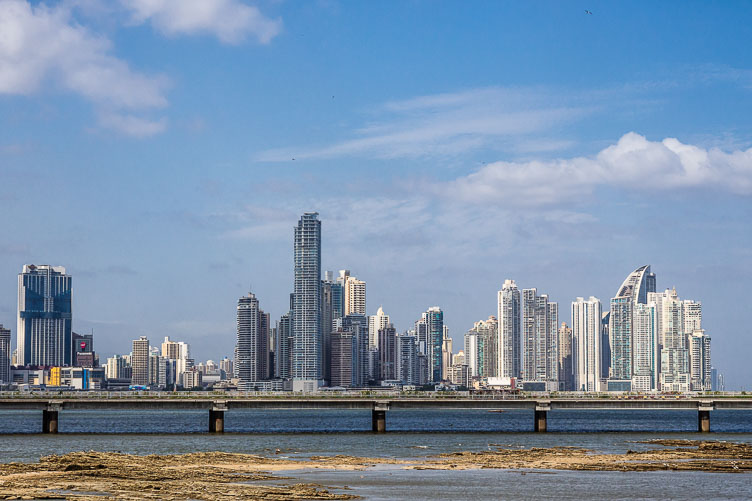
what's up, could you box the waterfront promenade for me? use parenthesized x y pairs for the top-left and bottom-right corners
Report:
(1, 391), (750, 434)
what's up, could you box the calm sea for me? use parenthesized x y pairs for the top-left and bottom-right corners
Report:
(0, 409), (751, 499)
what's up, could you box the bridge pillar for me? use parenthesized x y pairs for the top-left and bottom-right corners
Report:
(698, 400), (714, 433)
(42, 403), (62, 434)
(534, 401), (550, 432)
(372, 401), (390, 433)
(209, 401), (227, 433)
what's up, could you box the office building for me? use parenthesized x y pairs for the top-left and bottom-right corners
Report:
(572, 297), (602, 392)
(131, 336), (150, 386)
(275, 308), (293, 380)
(0, 325), (10, 383)
(17, 265), (73, 366)
(497, 279), (521, 378)
(293, 212), (323, 391)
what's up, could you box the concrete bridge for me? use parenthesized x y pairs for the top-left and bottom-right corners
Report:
(1, 396), (750, 433)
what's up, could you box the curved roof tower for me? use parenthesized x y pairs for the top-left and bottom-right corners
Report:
(614, 265), (655, 304)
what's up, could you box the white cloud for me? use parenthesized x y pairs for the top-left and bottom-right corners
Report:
(98, 112), (167, 137)
(0, 0), (169, 135)
(445, 132), (752, 206)
(255, 87), (589, 161)
(121, 0), (282, 44)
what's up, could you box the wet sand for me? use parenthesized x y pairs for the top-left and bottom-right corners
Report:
(0, 440), (749, 499)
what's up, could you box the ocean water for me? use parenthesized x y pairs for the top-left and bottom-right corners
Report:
(0, 409), (750, 499)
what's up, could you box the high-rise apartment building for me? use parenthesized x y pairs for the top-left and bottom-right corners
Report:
(650, 287), (695, 391)
(236, 291), (270, 389)
(0, 325), (10, 383)
(521, 288), (558, 387)
(396, 333), (419, 385)
(572, 297), (602, 392)
(689, 330), (711, 391)
(497, 279), (521, 379)
(293, 213), (322, 391)
(464, 316), (497, 379)
(557, 322), (573, 390)
(338, 270), (366, 316)
(609, 265), (656, 385)
(275, 311), (293, 380)
(631, 302), (658, 391)
(422, 307), (444, 383)
(368, 306), (390, 348)
(378, 325), (397, 381)
(442, 326), (452, 381)
(131, 336), (150, 386)
(17, 265), (73, 366)
(341, 314), (369, 386)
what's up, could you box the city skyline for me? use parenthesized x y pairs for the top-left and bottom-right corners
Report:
(0, 1), (750, 389)
(2, 234), (717, 393)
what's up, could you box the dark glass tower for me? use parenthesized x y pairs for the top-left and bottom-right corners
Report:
(17, 265), (72, 366)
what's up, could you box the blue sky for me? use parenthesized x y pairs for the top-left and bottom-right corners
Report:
(1, 0), (751, 388)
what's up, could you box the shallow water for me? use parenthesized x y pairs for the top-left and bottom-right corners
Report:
(0, 409), (750, 499)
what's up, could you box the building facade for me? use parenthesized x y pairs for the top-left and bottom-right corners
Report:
(572, 297), (602, 392)
(17, 265), (73, 366)
(131, 336), (150, 386)
(497, 279), (521, 379)
(293, 213), (322, 391)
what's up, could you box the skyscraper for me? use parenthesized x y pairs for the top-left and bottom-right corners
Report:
(236, 291), (270, 389)
(378, 324), (397, 381)
(338, 270), (366, 316)
(521, 288), (558, 387)
(631, 302), (658, 391)
(689, 330), (711, 391)
(424, 307), (444, 383)
(442, 326), (452, 381)
(275, 294), (293, 380)
(293, 212), (322, 391)
(396, 333), (419, 385)
(609, 265), (656, 385)
(17, 265), (73, 366)
(651, 287), (693, 391)
(131, 336), (150, 386)
(497, 279), (521, 379)
(0, 325), (10, 383)
(368, 306), (390, 348)
(572, 297), (602, 392)
(557, 322), (573, 390)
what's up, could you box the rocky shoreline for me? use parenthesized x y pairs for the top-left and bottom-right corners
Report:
(0, 440), (749, 499)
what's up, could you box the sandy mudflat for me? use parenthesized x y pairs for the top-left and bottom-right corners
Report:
(0, 440), (750, 499)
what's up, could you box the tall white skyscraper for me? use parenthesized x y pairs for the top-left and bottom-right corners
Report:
(497, 279), (521, 378)
(689, 330), (711, 391)
(650, 287), (696, 391)
(17, 265), (73, 367)
(631, 302), (658, 391)
(293, 212), (322, 391)
(572, 296), (602, 392)
(368, 306), (390, 348)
